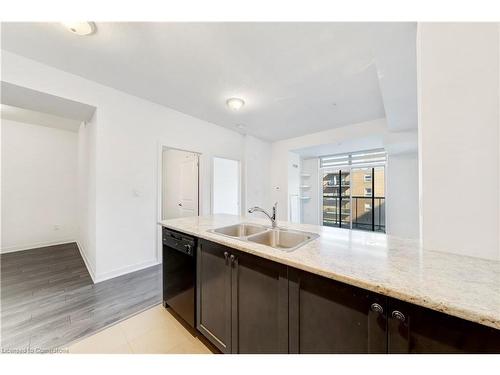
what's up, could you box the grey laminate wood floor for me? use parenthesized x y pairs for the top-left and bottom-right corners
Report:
(1, 243), (161, 352)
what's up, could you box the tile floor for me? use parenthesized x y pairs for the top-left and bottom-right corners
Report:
(67, 304), (214, 354)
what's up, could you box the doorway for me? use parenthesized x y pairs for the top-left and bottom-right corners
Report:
(212, 157), (240, 215)
(162, 147), (200, 220)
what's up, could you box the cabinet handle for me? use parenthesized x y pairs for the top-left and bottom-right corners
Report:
(224, 251), (229, 259)
(229, 254), (236, 265)
(370, 303), (384, 314)
(391, 310), (406, 322)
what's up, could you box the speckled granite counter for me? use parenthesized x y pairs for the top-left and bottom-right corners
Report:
(159, 214), (500, 330)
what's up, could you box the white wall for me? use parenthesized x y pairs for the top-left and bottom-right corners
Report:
(386, 152), (419, 239)
(243, 135), (272, 211)
(2, 51), (247, 281)
(418, 23), (500, 260)
(1, 119), (78, 252)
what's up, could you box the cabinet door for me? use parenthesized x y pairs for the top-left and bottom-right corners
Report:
(289, 268), (387, 353)
(388, 298), (500, 353)
(231, 251), (289, 353)
(196, 240), (232, 353)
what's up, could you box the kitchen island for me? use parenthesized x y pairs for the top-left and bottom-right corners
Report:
(159, 214), (500, 353)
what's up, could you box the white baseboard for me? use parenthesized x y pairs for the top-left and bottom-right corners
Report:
(0, 239), (77, 254)
(94, 259), (160, 283)
(75, 240), (96, 283)
(1, 238), (158, 285)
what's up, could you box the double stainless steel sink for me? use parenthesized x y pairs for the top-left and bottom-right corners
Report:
(209, 223), (319, 252)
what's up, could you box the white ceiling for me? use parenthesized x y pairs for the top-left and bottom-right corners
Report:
(1, 22), (417, 141)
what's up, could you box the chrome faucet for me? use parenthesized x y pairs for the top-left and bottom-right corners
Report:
(248, 202), (278, 228)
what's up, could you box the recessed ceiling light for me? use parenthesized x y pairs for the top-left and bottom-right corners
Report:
(226, 97), (245, 111)
(62, 22), (96, 36)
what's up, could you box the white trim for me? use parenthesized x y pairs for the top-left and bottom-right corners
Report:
(75, 240), (96, 283)
(0, 238), (76, 254)
(94, 259), (159, 283)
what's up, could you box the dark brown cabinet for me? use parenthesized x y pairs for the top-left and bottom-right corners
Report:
(387, 298), (500, 353)
(196, 239), (232, 353)
(196, 239), (288, 354)
(288, 268), (500, 354)
(288, 268), (387, 353)
(194, 237), (500, 354)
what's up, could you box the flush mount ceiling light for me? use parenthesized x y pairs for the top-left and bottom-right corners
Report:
(226, 97), (245, 111)
(62, 22), (96, 36)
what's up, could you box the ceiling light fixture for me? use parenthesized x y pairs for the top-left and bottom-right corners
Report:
(226, 97), (245, 111)
(62, 22), (96, 36)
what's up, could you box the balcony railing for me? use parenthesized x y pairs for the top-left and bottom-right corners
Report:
(322, 196), (385, 233)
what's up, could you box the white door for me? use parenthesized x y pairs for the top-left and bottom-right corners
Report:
(163, 148), (199, 220)
(212, 157), (240, 215)
(178, 153), (198, 217)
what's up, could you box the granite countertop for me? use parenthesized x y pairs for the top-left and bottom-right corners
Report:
(159, 214), (500, 330)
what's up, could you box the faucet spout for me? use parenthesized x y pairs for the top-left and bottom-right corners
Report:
(248, 202), (278, 228)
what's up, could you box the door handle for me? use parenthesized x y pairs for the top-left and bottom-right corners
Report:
(178, 203), (183, 206)
(370, 303), (384, 314)
(391, 310), (406, 322)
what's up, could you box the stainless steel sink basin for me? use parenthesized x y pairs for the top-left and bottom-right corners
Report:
(210, 223), (319, 252)
(247, 229), (319, 251)
(211, 223), (267, 238)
